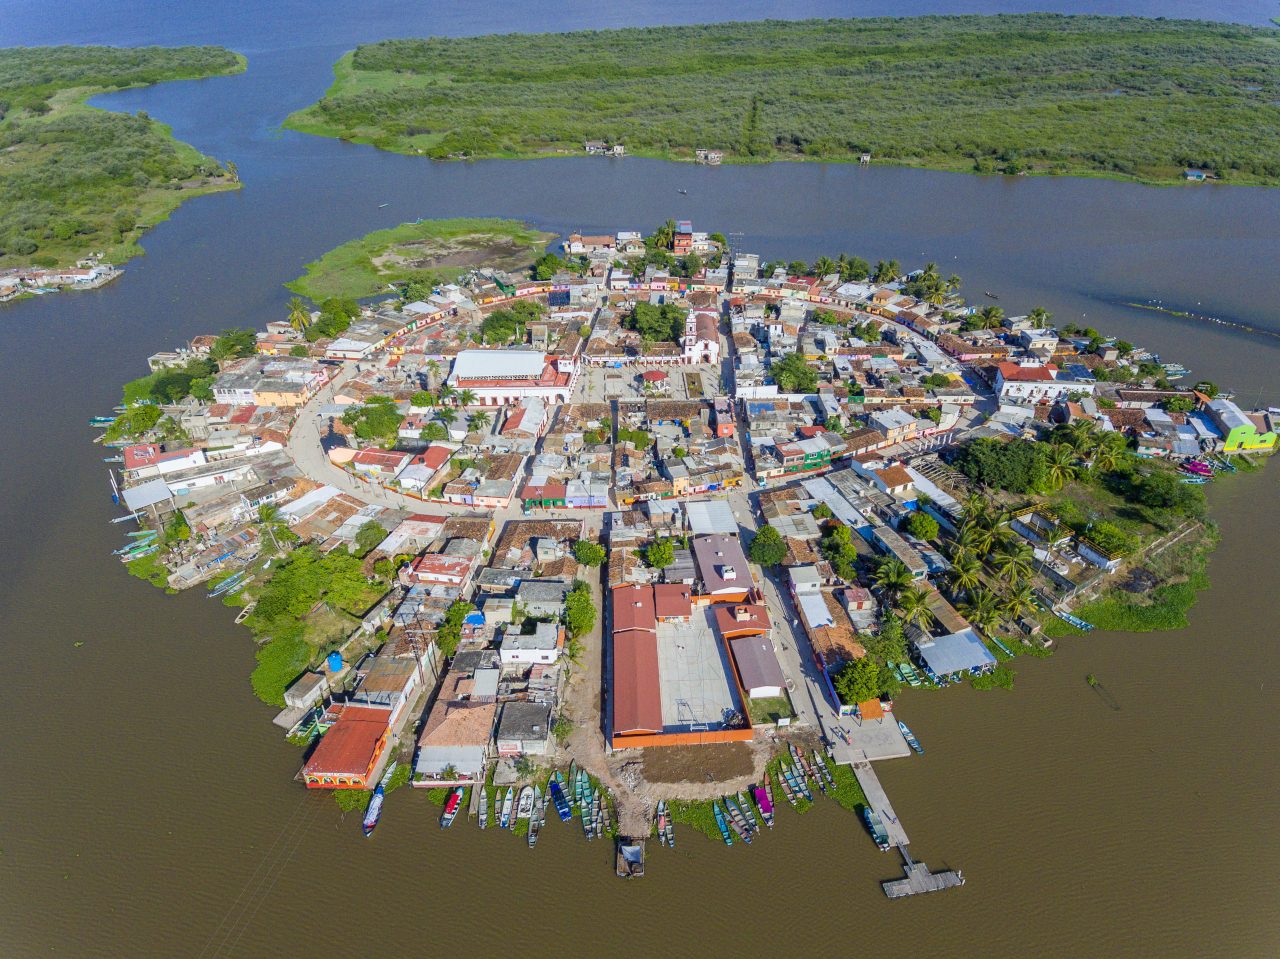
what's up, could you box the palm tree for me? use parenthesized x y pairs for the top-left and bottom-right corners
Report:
(812, 256), (836, 277)
(980, 305), (1005, 330)
(875, 559), (912, 602)
(1001, 582), (1037, 620)
(872, 260), (894, 284)
(258, 503), (286, 554)
(921, 261), (939, 282)
(926, 278), (949, 307)
(897, 585), (935, 632)
(959, 588), (1000, 636)
(1028, 306), (1053, 326)
(961, 492), (989, 527)
(454, 388), (477, 407)
(436, 384), (455, 404)
(655, 218), (677, 249)
(994, 542), (1034, 585)
(946, 273), (962, 294)
(437, 408), (458, 428)
(425, 359), (441, 389)
(948, 553), (983, 599)
(468, 410), (492, 433)
(209, 336), (239, 371)
(952, 524), (983, 560)
(1046, 444), (1078, 489)
(287, 297), (311, 332)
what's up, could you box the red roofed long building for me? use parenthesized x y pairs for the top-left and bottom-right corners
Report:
(302, 705), (392, 788)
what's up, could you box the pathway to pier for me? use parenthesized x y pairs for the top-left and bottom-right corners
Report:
(849, 752), (910, 847)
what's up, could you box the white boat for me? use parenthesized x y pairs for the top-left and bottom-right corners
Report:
(516, 785), (535, 820)
(479, 786), (488, 830)
(499, 787), (514, 829)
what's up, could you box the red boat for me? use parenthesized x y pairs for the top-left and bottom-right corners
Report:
(440, 786), (464, 828)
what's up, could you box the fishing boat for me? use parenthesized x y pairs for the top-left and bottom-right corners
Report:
(592, 790), (603, 839)
(663, 810), (674, 848)
(863, 807), (891, 852)
(578, 770), (590, 813)
(1055, 609), (1095, 632)
(657, 800), (667, 846)
(582, 796), (594, 841)
(813, 752), (835, 790)
(601, 793), (612, 835)
(1179, 476), (1210, 485)
(798, 750), (824, 795)
(516, 785), (535, 820)
(764, 772), (777, 815)
(777, 766), (798, 807)
(1161, 363), (1189, 377)
(103, 456), (124, 463)
(754, 783), (774, 828)
(988, 635), (1016, 657)
(712, 801), (734, 846)
(899, 662), (923, 687)
(440, 786), (464, 828)
(479, 786), (488, 830)
(90, 416), (117, 426)
(1179, 461), (1212, 477)
(737, 791), (760, 834)
(889, 662), (905, 683)
(362, 785), (386, 837)
(499, 787), (514, 830)
(549, 776), (572, 821)
(898, 720), (923, 754)
(378, 202), (389, 208)
(791, 764), (813, 802)
(207, 572), (246, 598)
(723, 798), (752, 843)
(528, 789), (544, 848)
(984, 291), (999, 299)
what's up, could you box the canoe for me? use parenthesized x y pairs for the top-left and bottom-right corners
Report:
(549, 779), (572, 821)
(664, 811), (674, 848)
(801, 753), (825, 795)
(440, 787), (464, 828)
(657, 800), (667, 846)
(601, 792), (612, 835)
(593, 790), (603, 839)
(529, 789), (544, 848)
(578, 770), (589, 811)
(777, 766), (798, 807)
(583, 797), (594, 841)
(754, 783), (774, 828)
(568, 761), (578, 805)
(737, 791), (760, 834)
(516, 785), (535, 820)
(712, 801), (733, 846)
(723, 798), (751, 843)
(793, 764), (813, 802)
(479, 786), (488, 830)
(863, 807), (891, 851)
(499, 787), (514, 829)
(765, 771), (777, 813)
(813, 751), (835, 789)
(361, 785), (385, 837)
(898, 720), (923, 754)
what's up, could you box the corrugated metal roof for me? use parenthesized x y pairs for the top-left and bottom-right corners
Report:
(914, 628), (997, 675)
(612, 630), (663, 734)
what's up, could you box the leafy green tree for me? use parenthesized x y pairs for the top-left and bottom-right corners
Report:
(863, 612), (907, 663)
(420, 422), (447, 442)
(410, 391), (435, 407)
(627, 302), (687, 343)
(289, 345), (309, 358)
(646, 539), (674, 569)
(954, 438), (1047, 493)
(354, 520), (388, 557)
(436, 601), (475, 657)
(771, 352), (818, 393)
(105, 404), (163, 441)
(833, 656), (882, 705)
(748, 526), (788, 566)
(904, 511), (939, 541)
(565, 580), (596, 638)
(813, 503), (833, 520)
(1193, 380), (1219, 399)
(572, 540), (606, 566)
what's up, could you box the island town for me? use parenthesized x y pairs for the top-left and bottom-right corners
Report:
(98, 220), (1276, 893)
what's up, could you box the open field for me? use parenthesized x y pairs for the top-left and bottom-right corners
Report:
(285, 16), (1280, 185)
(286, 217), (557, 300)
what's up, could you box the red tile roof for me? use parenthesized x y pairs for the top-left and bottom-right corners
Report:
(997, 362), (1058, 382)
(612, 629), (663, 735)
(303, 706), (388, 777)
(612, 585), (656, 634)
(653, 584), (693, 620)
(715, 603), (771, 637)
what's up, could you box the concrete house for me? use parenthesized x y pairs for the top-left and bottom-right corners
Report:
(495, 701), (554, 757)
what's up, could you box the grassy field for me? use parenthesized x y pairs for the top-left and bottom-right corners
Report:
(286, 217), (557, 301)
(0, 45), (246, 269)
(284, 16), (1280, 185)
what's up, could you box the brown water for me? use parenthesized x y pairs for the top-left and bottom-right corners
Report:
(5, 2), (1280, 956)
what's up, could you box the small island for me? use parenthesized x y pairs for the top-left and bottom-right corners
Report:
(0, 44), (246, 300)
(97, 218), (1274, 887)
(285, 15), (1280, 185)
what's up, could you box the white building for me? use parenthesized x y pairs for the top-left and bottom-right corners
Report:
(446, 349), (580, 406)
(499, 621), (565, 666)
(995, 361), (1096, 403)
(683, 310), (720, 365)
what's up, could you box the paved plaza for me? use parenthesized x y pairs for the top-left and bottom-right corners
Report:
(654, 608), (741, 731)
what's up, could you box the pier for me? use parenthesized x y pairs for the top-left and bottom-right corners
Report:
(882, 846), (965, 899)
(849, 753), (910, 846)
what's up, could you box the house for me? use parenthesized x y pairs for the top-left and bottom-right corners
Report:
(515, 580), (572, 618)
(692, 534), (753, 601)
(302, 705), (392, 788)
(788, 565), (823, 597)
(350, 653), (422, 727)
(610, 585), (663, 737)
(414, 701), (497, 783)
(395, 446), (452, 493)
(995, 361), (1095, 403)
(349, 448), (413, 480)
(868, 407), (919, 443)
(654, 583), (693, 623)
(869, 525), (929, 580)
(500, 621), (565, 666)
(496, 701), (554, 756)
(728, 637), (786, 699)
(283, 672), (329, 710)
(446, 349), (578, 406)
(122, 444), (207, 479)
(714, 604), (771, 640)
(867, 464), (915, 499)
(1205, 398), (1277, 452)
(912, 627), (997, 681)
(405, 553), (475, 587)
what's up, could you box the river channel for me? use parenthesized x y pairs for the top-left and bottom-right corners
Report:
(3, 2), (1280, 956)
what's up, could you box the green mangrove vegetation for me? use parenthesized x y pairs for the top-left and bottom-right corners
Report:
(0, 45), (246, 269)
(285, 217), (557, 301)
(285, 15), (1280, 184)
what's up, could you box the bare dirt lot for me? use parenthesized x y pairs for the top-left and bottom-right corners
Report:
(637, 742), (755, 783)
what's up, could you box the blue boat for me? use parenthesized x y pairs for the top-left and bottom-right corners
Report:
(549, 779), (572, 822)
(712, 801), (733, 846)
(898, 720), (923, 754)
(863, 807), (891, 851)
(1056, 610), (1095, 632)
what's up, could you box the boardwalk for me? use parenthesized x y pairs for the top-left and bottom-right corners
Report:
(883, 848), (965, 899)
(850, 754), (910, 847)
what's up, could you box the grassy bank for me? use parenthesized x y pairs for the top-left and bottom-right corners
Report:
(286, 217), (557, 301)
(285, 16), (1280, 186)
(0, 45), (246, 269)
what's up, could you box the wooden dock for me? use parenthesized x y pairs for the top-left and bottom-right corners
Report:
(850, 755), (909, 846)
(883, 847), (965, 899)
